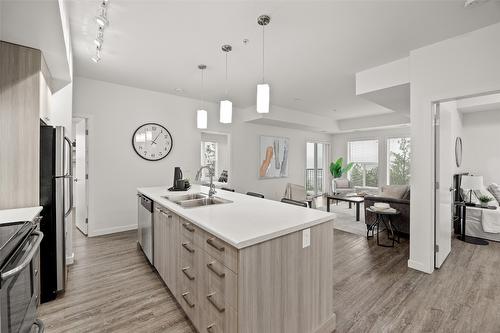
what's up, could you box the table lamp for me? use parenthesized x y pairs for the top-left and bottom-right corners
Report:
(461, 175), (483, 206)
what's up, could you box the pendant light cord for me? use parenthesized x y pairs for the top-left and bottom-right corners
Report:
(262, 25), (265, 83)
(225, 52), (229, 96)
(201, 68), (204, 108)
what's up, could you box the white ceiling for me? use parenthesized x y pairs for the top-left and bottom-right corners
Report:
(68, 0), (500, 120)
(1, 0), (72, 90)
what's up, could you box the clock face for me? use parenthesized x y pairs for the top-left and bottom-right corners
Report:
(132, 123), (173, 161)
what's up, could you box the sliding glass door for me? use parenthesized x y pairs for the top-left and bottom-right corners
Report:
(306, 142), (329, 196)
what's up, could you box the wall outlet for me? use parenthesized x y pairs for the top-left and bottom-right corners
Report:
(302, 228), (311, 248)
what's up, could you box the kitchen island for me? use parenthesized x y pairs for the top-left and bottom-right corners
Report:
(137, 185), (336, 333)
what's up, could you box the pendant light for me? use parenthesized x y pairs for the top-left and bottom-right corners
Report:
(197, 64), (208, 129)
(257, 15), (271, 114)
(220, 44), (233, 124)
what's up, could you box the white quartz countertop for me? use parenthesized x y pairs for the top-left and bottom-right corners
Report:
(0, 206), (43, 225)
(137, 185), (335, 249)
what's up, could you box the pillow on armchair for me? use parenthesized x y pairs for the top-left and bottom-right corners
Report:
(334, 178), (350, 189)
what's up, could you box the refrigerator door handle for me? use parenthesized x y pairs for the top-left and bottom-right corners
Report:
(64, 137), (74, 218)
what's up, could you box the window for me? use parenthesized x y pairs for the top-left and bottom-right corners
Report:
(348, 140), (378, 187)
(200, 141), (217, 178)
(306, 142), (329, 195)
(387, 137), (411, 185)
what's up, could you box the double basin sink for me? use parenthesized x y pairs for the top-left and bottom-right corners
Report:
(162, 192), (232, 208)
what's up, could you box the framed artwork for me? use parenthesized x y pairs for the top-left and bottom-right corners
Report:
(259, 135), (289, 179)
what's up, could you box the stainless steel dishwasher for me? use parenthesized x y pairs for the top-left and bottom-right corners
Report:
(138, 194), (153, 264)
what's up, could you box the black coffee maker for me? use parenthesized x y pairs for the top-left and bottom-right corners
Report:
(170, 167), (190, 191)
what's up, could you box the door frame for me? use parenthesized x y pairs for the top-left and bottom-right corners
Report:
(72, 115), (92, 236)
(432, 90), (500, 268)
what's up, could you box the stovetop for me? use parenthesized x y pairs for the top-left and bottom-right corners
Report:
(0, 221), (33, 268)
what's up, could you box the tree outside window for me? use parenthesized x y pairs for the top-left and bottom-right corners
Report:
(201, 141), (217, 178)
(348, 140), (378, 187)
(387, 137), (411, 185)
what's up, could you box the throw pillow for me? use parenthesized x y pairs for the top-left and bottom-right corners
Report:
(487, 183), (500, 204)
(381, 185), (408, 199)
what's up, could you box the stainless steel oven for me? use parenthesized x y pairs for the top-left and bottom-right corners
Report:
(0, 221), (44, 333)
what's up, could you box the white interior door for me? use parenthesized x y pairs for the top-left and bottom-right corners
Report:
(75, 119), (88, 235)
(435, 103), (453, 268)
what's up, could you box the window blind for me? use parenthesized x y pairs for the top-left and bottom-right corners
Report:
(348, 140), (378, 163)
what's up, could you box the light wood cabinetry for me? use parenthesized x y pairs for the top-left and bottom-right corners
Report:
(153, 203), (179, 293)
(153, 203), (335, 333)
(0, 41), (52, 209)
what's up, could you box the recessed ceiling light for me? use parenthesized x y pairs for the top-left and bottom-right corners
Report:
(174, 88), (184, 93)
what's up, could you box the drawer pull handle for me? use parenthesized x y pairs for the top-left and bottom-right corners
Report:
(207, 262), (225, 278)
(182, 223), (195, 233)
(207, 292), (225, 313)
(206, 238), (225, 252)
(182, 267), (195, 280)
(207, 323), (216, 332)
(182, 242), (195, 253)
(181, 292), (195, 308)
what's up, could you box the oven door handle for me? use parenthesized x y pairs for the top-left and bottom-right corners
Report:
(0, 231), (44, 282)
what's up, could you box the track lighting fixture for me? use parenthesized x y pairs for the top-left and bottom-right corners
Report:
(95, 0), (109, 27)
(91, 1), (110, 63)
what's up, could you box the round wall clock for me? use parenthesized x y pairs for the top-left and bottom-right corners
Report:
(132, 123), (173, 161)
(455, 137), (462, 167)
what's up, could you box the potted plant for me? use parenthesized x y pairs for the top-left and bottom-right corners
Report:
(478, 195), (493, 208)
(329, 157), (354, 194)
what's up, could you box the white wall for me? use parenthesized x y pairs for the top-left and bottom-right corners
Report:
(462, 109), (500, 186)
(409, 22), (500, 273)
(331, 126), (411, 186)
(73, 77), (331, 236)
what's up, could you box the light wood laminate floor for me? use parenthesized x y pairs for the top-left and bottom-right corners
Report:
(39, 228), (500, 332)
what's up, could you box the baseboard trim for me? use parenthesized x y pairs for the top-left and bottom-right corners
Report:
(66, 252), (75, 265)
(408, 259), (433, 274)
(89, 224), (137, 237)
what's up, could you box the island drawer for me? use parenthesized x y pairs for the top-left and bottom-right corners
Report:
(178, 286), (200, 329)
(180, 218), (197, 241)
(199, 232), (238, 273)
(202, 252), (238, 312)
(201, 301), (237, 333)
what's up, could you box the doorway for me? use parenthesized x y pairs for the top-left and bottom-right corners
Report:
(200, 131), (231, 184)
(306, 142), (330, 196)
(434, 91), (500, 268)
(72, 117), (89, 236)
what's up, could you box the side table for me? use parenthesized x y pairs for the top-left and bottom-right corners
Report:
(366, 207), (400, 247)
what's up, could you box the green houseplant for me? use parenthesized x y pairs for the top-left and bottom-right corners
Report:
(330, 157), (354, 193)
(478, 195), (493, 207)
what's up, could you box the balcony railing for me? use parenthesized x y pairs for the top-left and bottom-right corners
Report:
(306, 168), (323, 193)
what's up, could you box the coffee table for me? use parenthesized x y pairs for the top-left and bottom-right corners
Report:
(326, 194), (364, 221)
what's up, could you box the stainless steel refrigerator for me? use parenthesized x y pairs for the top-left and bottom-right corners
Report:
(39, 123), (73, 302)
